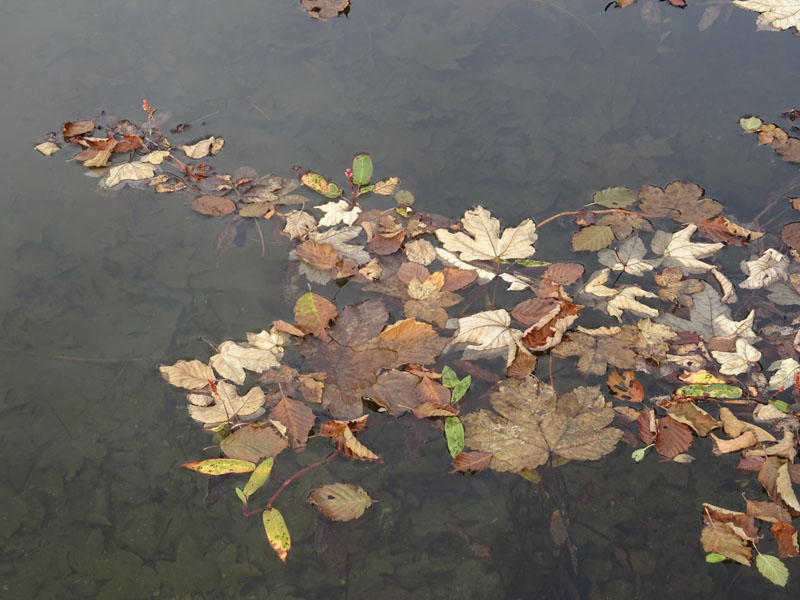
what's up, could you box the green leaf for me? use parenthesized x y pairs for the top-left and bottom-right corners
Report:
(739, 116), (762, 132)
(593, 186), (636, 209)
(675, 384), (742, 400)
(442, 366), (459, 388)
(631, 448), (648, 462)
(451, 375), (471, 405)
(263, 508), (291, 563)
(705, 552), (727, 563)
(235, 487), (247, 504)
(514, 259), (550, 267)
(395, 189), (415, 206)
(572, 225), (614, 252)
(356, 184), (374, 197)
(300, 171), (342, 199)
(352, 154), (373, 186)
(771, 400), (790, 413)
(756, 553), (788, 587)
(243, 457), (274, 499)
(182, 458), (256, 475)
(445, 416), (465, 458)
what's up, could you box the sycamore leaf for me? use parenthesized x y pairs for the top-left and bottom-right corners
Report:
(307, 483), (373, 521)
(639, 181), (722, 224)
(435, 206), (537, 262)
(372, 177), (400, 195)
(598, 236), (657, 276)
(767, 358), (800, 390)
(180, 136), (222, 159)
(317, 199), (361, 227)
(733, 0), (800, 31)
(652, 224), (723, 274)
(658, 283), (730, 340)
(756, 554), (789, 587)
(606, 286), (659, 321)
(461, 378), (622, 472)
(187, 382), (266, 426)
(283, 210), (318, 240)
(451, 309), (524, 367)
(307, 226), (371, 264)
(159, 359), (215, 390)
(405, 271), (462, 327)
(210, 340), (282, 384)
(105, 162), (156, 187)
(712, 338), (762, 375)
(740, 248), (789, 289)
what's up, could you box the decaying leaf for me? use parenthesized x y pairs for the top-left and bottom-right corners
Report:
(210, 340), (283, 384)
(283, 210), (318, 239)
(451, 309), (524, 367)
(269, 396), (315, 450)
(188, 382), (266, 426)
(159, 359), (215, 390)
(740, 248), (789, 289)
(220, 423), (289, 462)
(307, 483), (372, 521)
(105, 161), (156, 187)
(461, 378), (622, 472)
(639, 181), (722, 224)
(317, 199), (361, 227)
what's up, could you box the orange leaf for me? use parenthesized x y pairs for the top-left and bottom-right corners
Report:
(451, 451), (493, 472)
(607, 369), (644, 403)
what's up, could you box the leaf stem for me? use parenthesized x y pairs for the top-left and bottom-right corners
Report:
(266, 450), (340, 509)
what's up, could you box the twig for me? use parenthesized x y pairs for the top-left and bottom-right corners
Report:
(537, 208), (656, 229)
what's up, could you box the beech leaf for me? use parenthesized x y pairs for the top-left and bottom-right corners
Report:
(307, 483), (373, 521)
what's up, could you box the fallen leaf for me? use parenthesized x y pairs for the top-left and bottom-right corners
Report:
(756, 553), (789, 587)
(183, 458), (255, 475)
(210, 340), (282, 384)
(639, 181), (722, 224)
(159, 359), (215, 390)
(607, 369), (644, 403)
(655, 416), (694, 460)
(193, 195), (237, 216)
(317, 199), (361, 227)
(62, 120), (94, 140)
(300, 0), (350, 19)
(700, 522), (751, 565)
(598, 236), (657, 275)
(740, 248), (789, 289)
(572, 224), (614, 251)
(34, 141), (60, 155)
(262, 508), (290, 562)
(372, 177), (400, 195)
(105, 162), (156, 187)
(283, 210), (318, 240)
(294, 292), (338, 342)
(652, 224), (723, 273)
(461, 378), (622, 472)
(771, 521), (800, 558)
(269, 396), (315, 449)
(698, 215), (764, 246)
(181, 136), (220, 159)
(307, 483), (372, 521)
(435, 206), (537, 262)
(451, 309), (524, 367)
(451, 451), (493, 472)
(188, 382), (266, 426)
(733, 0), (800, 31)
(220, 423), (288, 462)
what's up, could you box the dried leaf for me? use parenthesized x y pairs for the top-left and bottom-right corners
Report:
(210, 340), (282, 384)
(159, 359), (215, 390)
(451, 451), (493, 472)
(639, 181), (722, 224)
(307, 483), (372, 521)
(435, 206), (537, 262)
(193, 195), (237, 216)
(35, 141), (60, 155)
(221, 424), (288, 462)
(105, 162), (156, 187)
(269, 396), (315, 450)
(317, 199), (361, 227)
(572, 225), (614, 251)
(294, 292), (338, 342)
(655, 416), (694, 460)
(283, 210), (318, 239)
(607, 369), (644, 403)
(181, 136), (220, 159)
(188, 382), (266, 426)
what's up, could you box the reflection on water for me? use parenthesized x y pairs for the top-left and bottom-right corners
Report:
(2, 0), (799, 597)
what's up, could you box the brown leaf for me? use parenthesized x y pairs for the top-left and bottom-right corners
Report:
(638, 407), (657, 445)
(451, 451), (493, 472)
(597, 212), (653, 240)
(512, 298), (561, 328)
(461, 378), (622, 472)
(397, 261), (430, 285)
(552, 328), (636, 376)
(700, 523), (751, 565)
(367, 370), (421, 416)
(506, 348), (537, 378)
(369, 230), (405, 256)
(771, 521), (800, 558)
(335, 426), (379, 461)
(329, 299), (389, 347)
(62, 120), (94, 140)
(307, 483), (372, 521)
(520, 300), (581, 352)
(698, 215), (764, 246)
(654, 416), (693, 460)
(416, 375), (451, 405)
(746, 500), (792, 524)
(296, 240), (339, 270)
(543, 262), (585, 285)
(376, 318), (447, 366)
(442, 267), (478, 291)
(413, 401), (459, 418)
(269, 396), (315, 450)
(666, 401), (719, 436)
(193, 195), (236, 216)
(404, 271), (462, 328)
(219, 424), (288, 462)
(638, 181), (722, 224)
(781, 222), (800, 253)
(294, 292), (338, 342)
(702, 503), (759, 540)
(607, 369), (644, 403)
(550, 509), (568, 549)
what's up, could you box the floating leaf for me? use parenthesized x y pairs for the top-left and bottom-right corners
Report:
(183, 458), (255, 475)
(242, 458), (274, 499)
(451, 375), (471, 405)
(435, 206), (537, 262)
(105, 162), (156, 187)
(294, 292), (337, 342)
(607, 369), (644, 403)
(372, 177), (400, 195)
(756, 553), (789, 587)
(210, 340), (282, 384)
(188, 382), (266, 426)
(307, 483), (373, 521)
(451, 451), (493, 472)
(193, 195), (236, 216)
(740, 116), (763, 131)
(706, 552), (727, 563)
(593, 186), (636, 208)
(351, 154), (373, 186)
(317, 199), (361, 227)
(301, 171), (342, 198)
(35, 141), (60, 155)
(263, 508), (290, 562)
(445, 416), (465, 457)
(733, 0), (800, 31)
(159, 360), (215, 390)
(462, 378), (622, 472)
(572, 225), (614, 251)
(220, 424), (288, 462)
(269, 396), (315, 450)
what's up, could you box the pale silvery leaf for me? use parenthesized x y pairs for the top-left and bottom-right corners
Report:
(309, 226), (370, 264)
(583, 269), (619, 298)
(188, 382), (265, 426)
(658, 283), (729, 340)
(606, 286), (659, 321)
(712, 339), (762, 375)
(246, 329), (289, 352)
(767, 282), (800, 306)
(767, 358), (800, 390)
(740, 248), (789, 290)
(451, 309), (524, 366)
(283, 210), (318, 240)
(435, 206), (537, 262)
(405, 239), (437, 265)
(210, 340), (282, 384)
(711, 268), (737, 303)
(436, 248), (497, 283)
(712, 310), (758, 343)
(317, 200), (361, 227)
(598, 236), (658, 276)
(653, 224), (723, 273)
(105, 162), (157, 187)
(733, 0), (800, 31)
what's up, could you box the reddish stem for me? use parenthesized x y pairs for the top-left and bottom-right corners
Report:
(536, 208), (656, 228)
(266, 450), (340, 509)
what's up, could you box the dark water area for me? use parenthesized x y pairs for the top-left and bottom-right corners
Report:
(2, 0), (800, 598)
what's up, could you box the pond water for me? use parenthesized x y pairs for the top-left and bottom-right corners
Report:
(2, 0), (800, 598)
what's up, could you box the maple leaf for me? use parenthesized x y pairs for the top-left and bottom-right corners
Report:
(740, 248), (789, 289)
(654, 267), (704, 306)
(582, 269), (658, 321)
(450, 309), (524, 367)
(712, 338), (762, 375)
(651, 224), (723, 273)
(404, 271), (462, 327)
(552, 327), (636, 376)
(283, 210), (318, 240)
(180, 136), (223, 159)
(597, 236), (658, 275)
(187, 382), (266, 426)
(658, 283), (733, 340)
(435, 206), (537, 262)
(733, 0), (800, 31)
(638, 181), (722, 224)
(461, 378), (622, 472)
(767, 358), (800, 390)
(210, 340), (283, 384)
(317, 200), (361, 227)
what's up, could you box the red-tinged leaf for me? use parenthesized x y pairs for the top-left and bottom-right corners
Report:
(294, 292), (337, 342)
(262, 508), (290, 562)
(655, 416), (694, 460)
(543, 262), (584, 285)
(269, 396), (315, 450)
(638, 407), (657, 445)
(296, 240), (339, 270)
(700, 522), (752, 565)
(413, 401), (459, 418)
(193, 195), (237, 216)
(607, 369), (644, 403)
(416, 375), (451, 405)
(666, 0), (686, 7)
(451, 451), (493, 472)
(182, 458), (255, 475)
(771, 521), (800, 558)
(781, 222), (800, 254)
(370, 230), (405, 255)
(441, 267), (477, 292)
